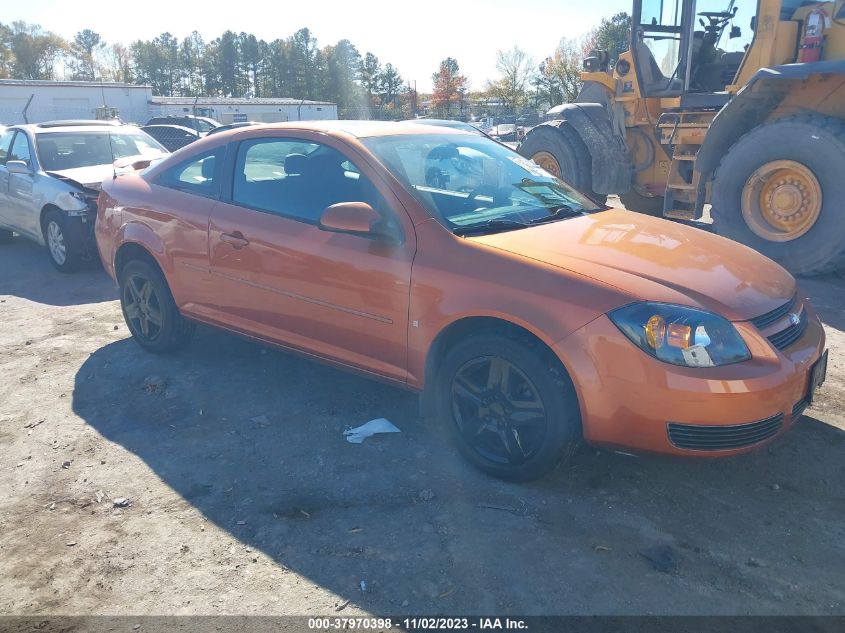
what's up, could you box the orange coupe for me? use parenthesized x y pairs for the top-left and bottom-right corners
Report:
(96, 121), (827, 481)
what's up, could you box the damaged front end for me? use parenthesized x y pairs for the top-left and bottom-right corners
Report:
(47, 172), (101, 260)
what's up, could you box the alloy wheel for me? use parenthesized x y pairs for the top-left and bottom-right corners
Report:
(450, 356), (548, 465)
(47, 221), (67, 265)
(123, 274), (164, 341)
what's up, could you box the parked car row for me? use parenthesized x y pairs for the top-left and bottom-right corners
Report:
(145, 114), (220, 135)
(0, 119), (828, 482)
(140, 117), (266, 151)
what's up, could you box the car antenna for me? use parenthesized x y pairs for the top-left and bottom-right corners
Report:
(108, 131), (118, 180)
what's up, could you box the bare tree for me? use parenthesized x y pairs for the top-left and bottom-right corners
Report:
(543, 37), (584, 105)
(100, 43), (133, 83)
(486, 46), (534, 113)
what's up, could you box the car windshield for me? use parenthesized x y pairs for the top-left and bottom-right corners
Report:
(36, 131), (166, 171)
(362, 133), (602, 234)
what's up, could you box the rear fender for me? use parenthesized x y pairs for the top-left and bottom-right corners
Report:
(113, 222), (168, 280)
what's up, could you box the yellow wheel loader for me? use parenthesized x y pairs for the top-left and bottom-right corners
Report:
(518, 0), (845, 275)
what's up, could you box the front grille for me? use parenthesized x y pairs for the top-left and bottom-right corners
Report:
(767, 309), (808, 350)
(750, 295), (797, 329)
(667, 414), (784, 450)
(791, 398), (809, 421)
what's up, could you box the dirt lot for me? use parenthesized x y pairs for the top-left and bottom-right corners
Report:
(1, 235), (844, 617)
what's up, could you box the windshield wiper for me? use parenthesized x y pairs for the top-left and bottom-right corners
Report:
(452, 218), (528, 236)
(524, 204), (585, 225)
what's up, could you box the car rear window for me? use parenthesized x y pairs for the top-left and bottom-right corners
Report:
(158, 147), (224, 198)
(36, 131), (166, 171)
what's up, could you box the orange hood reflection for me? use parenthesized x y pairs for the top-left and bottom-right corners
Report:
(470, 209), (796, 321)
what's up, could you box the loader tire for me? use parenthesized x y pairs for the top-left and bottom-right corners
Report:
(711, 115), (845, 276)
(518, 124), (608, 205)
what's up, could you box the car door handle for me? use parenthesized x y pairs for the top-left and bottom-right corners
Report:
(220, 231), (250, 249)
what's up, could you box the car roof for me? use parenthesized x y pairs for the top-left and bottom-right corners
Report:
(141, 124), (199, 133)
(149, 115), (219, 124)
(213, 119), (475, 140)
(12, 122), (143, 134)
(402, 118), (475, 129)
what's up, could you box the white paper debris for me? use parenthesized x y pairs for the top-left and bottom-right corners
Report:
(343, 418), (401, 444)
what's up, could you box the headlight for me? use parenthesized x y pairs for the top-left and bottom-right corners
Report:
(608, 302), (751, 368)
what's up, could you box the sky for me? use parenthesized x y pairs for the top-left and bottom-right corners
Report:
(7, 0), (631, 92)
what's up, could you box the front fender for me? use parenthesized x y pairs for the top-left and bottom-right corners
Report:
(406, 221), (629, 390)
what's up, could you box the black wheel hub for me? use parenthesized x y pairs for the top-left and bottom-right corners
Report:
(451, 356), (548, 466)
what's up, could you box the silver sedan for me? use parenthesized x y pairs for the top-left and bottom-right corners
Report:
(0, 121), (166, 272)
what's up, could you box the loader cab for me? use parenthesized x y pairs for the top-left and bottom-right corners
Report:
(632, 0), (758, 97)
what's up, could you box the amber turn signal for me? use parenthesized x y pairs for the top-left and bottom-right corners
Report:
(645, 315), (667, 349)
(667, 323), (692, 349)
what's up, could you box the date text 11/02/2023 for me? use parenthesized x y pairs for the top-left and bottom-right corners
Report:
(307, 617), (529, 630)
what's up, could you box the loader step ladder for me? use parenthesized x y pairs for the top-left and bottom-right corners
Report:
(656, 112), (711, 221)
(663, 144), (702, 220)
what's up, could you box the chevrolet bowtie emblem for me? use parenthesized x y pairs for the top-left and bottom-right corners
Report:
(788, 313), (801, 326)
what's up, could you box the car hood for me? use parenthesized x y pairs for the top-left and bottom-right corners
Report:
(46, 164), (115, 189)
(469, 209), (796, 321)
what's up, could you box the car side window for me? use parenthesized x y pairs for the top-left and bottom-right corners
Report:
(9, 133), (32, 166)
(231, 138), (386, 225)
(157, 147), (223, 199)
(0, 130), (15, 165)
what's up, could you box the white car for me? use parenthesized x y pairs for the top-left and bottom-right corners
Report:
(0, 121), (167, 272)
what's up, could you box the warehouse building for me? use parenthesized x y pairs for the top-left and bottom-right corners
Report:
(0, 79), (151, 124)
(0, 79), (338, 125)
(148, 96), (337, 123)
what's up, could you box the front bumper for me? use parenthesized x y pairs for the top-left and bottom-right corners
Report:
(553, 304), (826, 457)
(64, 208), (98, 257)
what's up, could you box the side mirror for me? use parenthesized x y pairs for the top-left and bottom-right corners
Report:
(6, 160), (32, 175)
(318, 202), (395, 241)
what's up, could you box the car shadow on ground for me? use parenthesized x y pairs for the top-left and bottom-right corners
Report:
(71, 326), (845, 614)
(0, 237), (116, 306)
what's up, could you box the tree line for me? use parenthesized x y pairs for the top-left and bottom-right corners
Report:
(0, 15), (630, 119)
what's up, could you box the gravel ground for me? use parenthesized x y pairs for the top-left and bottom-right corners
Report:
(1, 235), (844, 617)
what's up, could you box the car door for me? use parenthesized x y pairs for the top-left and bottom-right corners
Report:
(208, 132), (416, 384)
(6, 132), (39, 239)
(0, 129), (15, 228)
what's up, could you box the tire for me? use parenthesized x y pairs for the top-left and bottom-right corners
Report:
(711, 115), (845, 276)
(118, 259), (195, 353)
(435, 332), (581, 482)
(518, 123), (608, 205)
(42, 209), (82, 273)
(619, 189), (665, 216)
